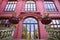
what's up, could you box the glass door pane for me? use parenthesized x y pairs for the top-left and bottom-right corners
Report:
(31, 24), (34, 39)
(26, 24), (30, 40)
(35, 24), (39, 39)
(22, 18), (39, 40)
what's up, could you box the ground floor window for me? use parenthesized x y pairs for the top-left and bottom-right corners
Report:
(22, 17), (39, 40)
(50, 19), (60, 28)
(0, 19), (10, 27)
(0, 19), (15, 29)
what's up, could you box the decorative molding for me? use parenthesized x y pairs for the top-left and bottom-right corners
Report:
(19, 12), (41, 19)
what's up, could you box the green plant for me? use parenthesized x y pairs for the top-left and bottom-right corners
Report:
(45, 25), (51, 31)
(12, 12), (16, 17)
(42, 13), (49, 18)
(48, 33), (60, 40)
(41, 13), (52, 25)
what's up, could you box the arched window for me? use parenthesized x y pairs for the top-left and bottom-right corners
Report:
(25, 1), (36, 11)
(22, 17), (39, 39)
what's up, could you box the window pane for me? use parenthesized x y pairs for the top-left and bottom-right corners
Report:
(51, 25), (54, 28)
(56, 20), (59, 24)
(28, 4), (31, 8)
(25, 1), (36, 11)
(22, 18), (39, 39)
(35, 24), (39, 39)
(58, 25), (60, 28)
(23, 24), (26, 32)
(23, 18), (37, 23)
(54, 25), (57, 28)
(35, 24), (38, 29)
(50, 19), (60, 28)
(31, 24), (34, 32)
(4, 1), (17, 11)
(31, 32), (34, 39)
(27, 24), (30, 32)
(52, 20), (56, 24)
(44, 1), (57, 12)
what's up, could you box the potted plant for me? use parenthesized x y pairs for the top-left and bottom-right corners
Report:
(41, 13), (52, 25)
(9, 12), (19, 24)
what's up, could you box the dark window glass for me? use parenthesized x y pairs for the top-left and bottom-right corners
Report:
(0, 19), (10, 27)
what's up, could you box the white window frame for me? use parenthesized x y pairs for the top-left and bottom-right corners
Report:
(44, 1), (57, 12)
(25, 1), (36, 11)
(50, 19), (60, 28)
(4, 1), (17, 12)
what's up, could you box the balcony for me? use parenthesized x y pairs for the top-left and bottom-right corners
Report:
(45, 25), (60, 40)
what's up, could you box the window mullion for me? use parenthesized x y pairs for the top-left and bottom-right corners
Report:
(25, 1), (36, 11)
(44, 1), (57, 12)
(4, 1), (17, 12)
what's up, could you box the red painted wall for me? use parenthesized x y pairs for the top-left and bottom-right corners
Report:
(0, 0), (60, 39)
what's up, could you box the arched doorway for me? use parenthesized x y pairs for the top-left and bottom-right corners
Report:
(22, 17), (39, 40)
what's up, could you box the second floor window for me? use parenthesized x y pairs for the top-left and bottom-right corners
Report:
(4, 1), (17, 12)
(25, 1), (36, 11)
(44, 1), (57, 12)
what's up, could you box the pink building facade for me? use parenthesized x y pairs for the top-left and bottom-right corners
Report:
(0, 0), (60, 39)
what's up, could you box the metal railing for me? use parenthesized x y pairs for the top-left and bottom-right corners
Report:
(0, 29), (13, 39)
(46, 27), (60, 40)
